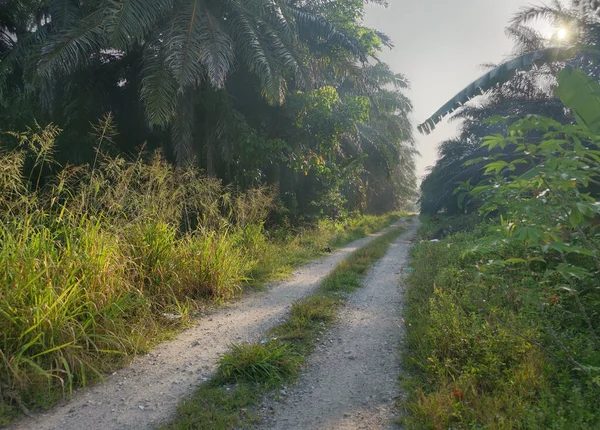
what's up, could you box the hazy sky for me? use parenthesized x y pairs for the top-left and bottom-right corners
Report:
(364, 0), (551, 181)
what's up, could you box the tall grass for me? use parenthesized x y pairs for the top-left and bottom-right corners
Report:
(0, 120), (272, 422)
(0, 121), (404, 423)
(248, 212), (404, 284)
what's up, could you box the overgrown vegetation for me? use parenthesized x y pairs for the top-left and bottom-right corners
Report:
(164, 225), (407, 430)
(0, 122), (406, 424)
(402, 222), (599, 429)
(0, 0), (417, 220)
(405, 52), (600, 427)
(419, 1), (600, 216)
(0, 2), (418, 420)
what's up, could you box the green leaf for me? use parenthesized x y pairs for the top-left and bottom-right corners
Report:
(562, 244), (596, 257)
(576, 202), (600, 217)
(569, 208), (585, 227)
(484, 160), (509, 174)
(482, 134), (506, 150)
(470, 185), (490, 196)
(544, 242), (567, 253)
(528, 257), (547, 263)
(503, 258), (527, 264)
(518, 168), (539, 181)
(457, 192), (468, 210)
(513, 226), (542, 244)
(556, 67), (600, 135)
(556, 263), (590, 281)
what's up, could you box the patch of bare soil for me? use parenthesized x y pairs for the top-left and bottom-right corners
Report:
(9, 221), (406, 430)
(261, 220), (418, 430)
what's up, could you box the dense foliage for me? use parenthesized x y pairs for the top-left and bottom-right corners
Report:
(419, 0), (600, 215)
(0, 120), (406, 422)
(409, 3), (600, 426)
(408, 4), (600, 422)
(405, 78), (600, 427)
(0, 0), (416, 220)
(404, 225), (599, 429)
(0, 0), (417, 420)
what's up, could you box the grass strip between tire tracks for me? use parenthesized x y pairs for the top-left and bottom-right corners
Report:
(162, 223), (408, 429)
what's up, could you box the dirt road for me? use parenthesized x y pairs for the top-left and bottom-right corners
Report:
(262, 220), (418, 429)
(10, 220), (407, 430)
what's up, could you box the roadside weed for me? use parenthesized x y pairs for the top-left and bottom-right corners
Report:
(0, 124), (408, 422)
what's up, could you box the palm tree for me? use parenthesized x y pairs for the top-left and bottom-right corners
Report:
(1, 0), (367, 164)
(325, 62), (417, 212)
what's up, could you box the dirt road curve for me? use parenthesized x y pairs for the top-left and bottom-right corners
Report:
(262, 220), (418, 430)
(10, 220), (407, 430)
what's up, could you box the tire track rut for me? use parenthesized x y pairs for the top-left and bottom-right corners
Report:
(262, 220), (418, 430)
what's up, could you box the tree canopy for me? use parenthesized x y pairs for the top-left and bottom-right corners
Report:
(0, 0), (417, 220)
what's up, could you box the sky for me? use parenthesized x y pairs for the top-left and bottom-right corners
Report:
(364, 0), (553, 181)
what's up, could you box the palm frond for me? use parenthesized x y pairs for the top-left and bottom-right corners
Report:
(171, 89), (196, 165)
(49, 0), (82, 30)
(363, 63), (409, 90)
(374, 30), (393, 49)
(38, 9), (107, 77)
(418, 47), (577, 134)
(140, 44), (179, 127)
(287, 6), (366, 61)
(506, 24), (548, 55)
(166, 1), (233, 88)
(104, 0), (173, 48)
(0, 24), (49, 96)
(511, 2), (575, 27)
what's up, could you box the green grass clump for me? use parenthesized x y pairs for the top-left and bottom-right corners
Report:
(165, 224), (408, 429)
(161, 384), (261, 430)
(217, 343), (302, 387)
(269, 294), (341, 356)
(289, 294), (338, 323)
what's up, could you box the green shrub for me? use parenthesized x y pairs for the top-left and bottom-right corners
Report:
(402, 234), (600, 429)
(217, 343), (302, 387)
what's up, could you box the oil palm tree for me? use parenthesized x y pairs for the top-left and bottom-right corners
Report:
(338, 62), (417, 211)
(1, 0), (366, 164)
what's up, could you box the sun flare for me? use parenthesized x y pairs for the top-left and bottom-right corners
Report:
(556, 27), (568, 40)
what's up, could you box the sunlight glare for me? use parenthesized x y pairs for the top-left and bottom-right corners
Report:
(556, 28), (568, 40)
